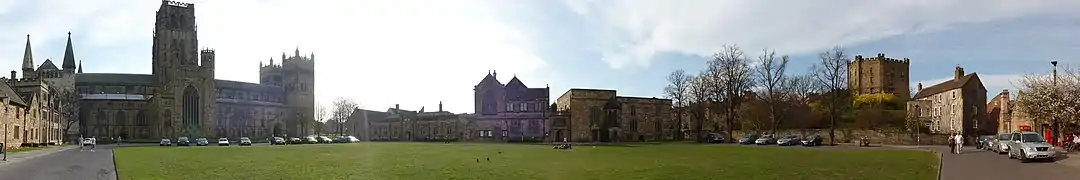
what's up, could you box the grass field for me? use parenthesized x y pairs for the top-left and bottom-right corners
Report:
(115, 143), (938, 180)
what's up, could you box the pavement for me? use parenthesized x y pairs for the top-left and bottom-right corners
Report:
(887, 145), (1080, 180)
(0, 144), (118, 180)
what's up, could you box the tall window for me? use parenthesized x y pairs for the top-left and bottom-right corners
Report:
(183, 86), (200, 130)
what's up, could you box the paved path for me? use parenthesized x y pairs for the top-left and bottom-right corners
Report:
(0, 145), (118, 180)
(932, 146), (1080, 180)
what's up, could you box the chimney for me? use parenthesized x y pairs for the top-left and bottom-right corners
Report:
(8, 70), (15, 85)
(954, 65), (964, 81)
(917, 83), (923, 91)
(395, 104), (400, 110)
(438, 101), (443, 112)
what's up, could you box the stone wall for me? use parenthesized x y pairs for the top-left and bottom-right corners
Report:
(732, 129), (956, 145)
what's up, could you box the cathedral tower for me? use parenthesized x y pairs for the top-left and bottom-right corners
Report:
(150, 0), (216, 138)
(260, 49), (315, 136)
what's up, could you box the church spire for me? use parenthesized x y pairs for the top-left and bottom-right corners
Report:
(62, 32), (77, 71)
(78, 60), (84, 73)
(22, 34), (34, 72)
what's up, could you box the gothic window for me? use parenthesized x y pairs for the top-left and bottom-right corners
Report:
(183, 86), (200, 129)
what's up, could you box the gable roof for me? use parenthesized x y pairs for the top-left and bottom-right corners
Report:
(0, 82), (27, 106)
(37, 59), (59, 71)
(912, 73), (982, 99)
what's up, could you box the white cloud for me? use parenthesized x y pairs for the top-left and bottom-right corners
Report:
(564, 0), (1080, 69)
(0, 0), (549, 113)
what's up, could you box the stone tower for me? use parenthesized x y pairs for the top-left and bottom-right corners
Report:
(259, 49), (315, 136)
(847, 53), (911, 101)
(150, 0), (216, 138)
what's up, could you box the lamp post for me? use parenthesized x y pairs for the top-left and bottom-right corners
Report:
(916, 105), (921, 146)
(1052, 60), (1059, 146)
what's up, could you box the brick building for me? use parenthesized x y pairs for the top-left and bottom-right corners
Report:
(986, 89), (1012, 133)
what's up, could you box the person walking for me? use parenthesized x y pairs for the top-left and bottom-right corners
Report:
(953, 133), (964, 154)
(948, 134), (956, 154)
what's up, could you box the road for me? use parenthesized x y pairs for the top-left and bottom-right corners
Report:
(939, 146), (1080, 180)
(0, 145), (119, 180)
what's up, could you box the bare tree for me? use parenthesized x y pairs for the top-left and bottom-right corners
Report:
(687, 73), (712, 141)
(708, 44), (754, 142)
(58, 89), (81, 141)
(664, 69), (692, 141)
(315, 103), (329, 135)
(752, 49), (789, 135)
(811, 46), (848, 146)
(331, 98), (359, 135)
(785, 74), (820, 103)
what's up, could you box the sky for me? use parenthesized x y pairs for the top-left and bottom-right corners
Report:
(2, 0), (1079, 114)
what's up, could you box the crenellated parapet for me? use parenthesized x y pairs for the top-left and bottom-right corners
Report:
(852, 53), (910, 64)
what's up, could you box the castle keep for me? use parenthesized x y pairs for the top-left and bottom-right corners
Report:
(848, 53), (911, 100)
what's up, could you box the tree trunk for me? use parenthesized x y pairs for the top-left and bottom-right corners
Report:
(675, 108), (684, 141)
(769, 102), (778, 136)
(829, 97), (838, 146)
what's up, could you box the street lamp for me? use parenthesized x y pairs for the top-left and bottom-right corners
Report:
(1051, 60), (1059, 145)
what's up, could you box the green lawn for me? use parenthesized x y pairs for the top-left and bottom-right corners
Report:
(115, 143), (938, 180)
(6, 146), (50, 153)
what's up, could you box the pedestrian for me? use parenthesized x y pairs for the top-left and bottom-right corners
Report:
(953, 133), (963, 154)
(948, 134), (956, 154)
(78, 136), (84, 151)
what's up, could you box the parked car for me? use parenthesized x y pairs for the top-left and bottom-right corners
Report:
(289, 137), (303, 144)
(217, 138), (230, 146)
(83, 138), (97, 146)
(993, 133), (1013, 154)
(1006, 132), (1056, 163)
(317, 136), (334, 143)
(705, 133), (726, 143)
(239, 137), (252, 146)
(738, 134), (760, 144)
(777, 135), (801, 146)
(335, 136), (360, 143)
(176, 137), (191, 146)
(801, 135), (823, 146)
(755, 135), (776, 145)
(159, 139), (172, 146)
(271, 137), (287, 145)
(196, 138), (209, 146)
(304, 137), (319, 144)
(977, 135), (995, 150)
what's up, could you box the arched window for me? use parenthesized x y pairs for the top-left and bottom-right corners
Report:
(137, 111), (147, 126)
(589, 107), (602, 126)
(183, 86), (200, 129)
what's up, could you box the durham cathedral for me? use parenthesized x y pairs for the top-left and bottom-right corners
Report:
(2, 1), (315, 145)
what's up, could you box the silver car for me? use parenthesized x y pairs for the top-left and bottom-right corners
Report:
(755, 135), (776, 145)
(1006, 132), (1056, 163)
(993, 133), (1013, 154)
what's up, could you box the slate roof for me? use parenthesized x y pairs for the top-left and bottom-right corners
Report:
(352, 109), (389, 122)
(75, 73), (153, 86)
(76, 73), (281, 91)
(912, 73), (981, 99)
(37, 59), (59, 70)
(0, 81), (27, 106)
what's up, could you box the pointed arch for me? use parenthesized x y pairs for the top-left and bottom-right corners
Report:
(182, 85), (200, 133)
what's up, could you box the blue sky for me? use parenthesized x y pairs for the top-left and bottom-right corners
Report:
(2, 0), (1079, 113)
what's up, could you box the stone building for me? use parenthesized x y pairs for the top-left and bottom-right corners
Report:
(986, 89), (1012, 133)
(848, 53), (911, 101)
(0, 33), (78, 148)
(471, 71), (550, 142)
(349, 103), (467, 141)
(70, 1), (315, 140)
(0, 82), (31, 149)
(909, 65), (989, 137)
(553, 89), (672, 142)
